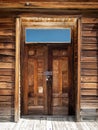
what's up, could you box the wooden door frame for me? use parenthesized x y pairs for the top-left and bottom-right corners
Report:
(15, 18), (21, 122)
(76, 18), (81, 121)
(15, 16), (81, 122)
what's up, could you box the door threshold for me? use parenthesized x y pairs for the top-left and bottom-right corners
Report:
(21, 115), (75, 119)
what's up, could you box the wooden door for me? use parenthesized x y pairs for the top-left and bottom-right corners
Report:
(48, 46), (70, 115)
(22, 45), (71, 116)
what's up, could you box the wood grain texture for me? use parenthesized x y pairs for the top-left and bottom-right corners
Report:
(80, 17), (98, 120)
(0, 117), (98, 129)
(1, 2), (98, 10)
(76, 18), (81, 121)
(15, 18), (21, 122)
(0, 17), (15, 121)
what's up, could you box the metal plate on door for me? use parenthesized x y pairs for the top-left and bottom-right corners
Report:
(43, 71), (53, 76)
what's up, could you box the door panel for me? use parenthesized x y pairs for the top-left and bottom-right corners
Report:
(22, 45), (71, 116)
(52, 49), (69, 115)
(24, 45), (47, 115)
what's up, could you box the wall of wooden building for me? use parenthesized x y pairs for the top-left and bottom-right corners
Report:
(0, 11), (98, 121)
(80, 17), (98, 120)
(0, 17), (15, 121)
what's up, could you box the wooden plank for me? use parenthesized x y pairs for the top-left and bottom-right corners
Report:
(81, 70), (98, 76)
(22, 17), (76, 23)
(59, 59), (62, 106)
(81, 83), (98, 89)
(15, 18), (20, 122)
(0, 30), (14, 36)
(1, 2), (98, 9)
(0, 90), (14, 96)
(81, 90), (98, 96)
(0, 117), (98, 129)
(0, 43), (15, 49)
(81, 76), (98, 83)
(0, 56), (15, 63)
(34, 59), (38, 106)
(81, 99), (98, 103)
(0, 18), (14, 23)
(0, 76), (14, 82)
(76, 18), (81, 121)
(82, 23), (98, 31)
(0, 62), (14, 69)
(81, 62), (98, 69)
(0, 36), (15, 43)
(81, 50), (98, 57)
(0, 82), (14, 89)
(81, 44), (98, 50)
(0, 69), (14, 76)
(0, 49), (15, 56)
(52, 106), (68, 115)
(81, 57), (98, 62)
(81, 103), (98, 109)
(23, 45), (28, 115)
(82, 37), (98, 44)
(0, 96), (13, 102)
(82, 18), (98, 24)
(82, 31), (97, 37)
(0, 115), (14, 121)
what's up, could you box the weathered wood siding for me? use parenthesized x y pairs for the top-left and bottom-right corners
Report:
(0, 18), (15, 121)
(0, 0), (98, 2)
(80, 17), (98, 120)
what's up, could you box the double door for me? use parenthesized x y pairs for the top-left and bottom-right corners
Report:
(22, 45), (72, 115)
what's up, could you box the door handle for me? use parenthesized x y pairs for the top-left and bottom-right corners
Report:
(46, 75), (52, 81)
(46, 75), (50, 81)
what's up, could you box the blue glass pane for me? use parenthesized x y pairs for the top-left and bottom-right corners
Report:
(25, 29), (71, 43)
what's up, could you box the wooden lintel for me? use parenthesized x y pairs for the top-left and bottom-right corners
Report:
(0, 2), (98, 10)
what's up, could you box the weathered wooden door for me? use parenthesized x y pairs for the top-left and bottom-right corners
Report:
(22, 45), (71, 116)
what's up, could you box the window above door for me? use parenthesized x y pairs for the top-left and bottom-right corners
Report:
(22, 17), (77, 44)
(25, 28), (71, 43)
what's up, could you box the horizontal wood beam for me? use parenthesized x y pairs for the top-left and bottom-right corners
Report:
(0, 2), (98, 10)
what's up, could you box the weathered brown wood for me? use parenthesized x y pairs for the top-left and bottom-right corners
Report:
(23, 45), (29, 115)
(81, 76), (98, 82)
(82, 17), (98, 23)
(0, 76), (14, 82)
(81, 17), (98, 120)
(1, 2), (98, 9)
(0, 49), (15, 56)
(81, 103), (98, 109)
(82, 31), (98, 37)
(81, 57), (98, 62)
(0, 43), (15, 49)
(0, 6), (98, 122)
(0, 90), (14, 95)
(33, 59), (38, 106)
(82, 37), (98, 44)
(76, 18), (81, 121)
(81, 83), (98, 89)
(0, 62), (14, 69)
(0, 56), (15, 63)
(81, 90), (98, 96)
(81, 50), (98, 57)
(0, 69), (14, 76)
(81, 62), (98, 69)
(15, 18), (20, 122)
(0, 96), (13, 102)
(82, 23), (98, 31)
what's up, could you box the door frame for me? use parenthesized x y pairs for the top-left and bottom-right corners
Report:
(15, 16), (81, 122)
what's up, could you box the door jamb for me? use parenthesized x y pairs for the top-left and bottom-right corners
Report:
(15, 18), (21, 122)
(76, 18), (81, 121)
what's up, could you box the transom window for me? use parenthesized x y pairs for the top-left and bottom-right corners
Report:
(25, 28), (71, 43)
